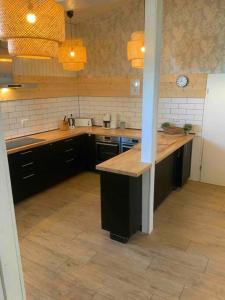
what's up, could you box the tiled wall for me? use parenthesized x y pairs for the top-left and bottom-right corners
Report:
(79, 97), (142, 129)
(0, 97), (79, 139)
(157, 98), (205, 181)
(0, 96), (204, 181)
(157, 98), (205, 136)
(0, 96), (205, 138)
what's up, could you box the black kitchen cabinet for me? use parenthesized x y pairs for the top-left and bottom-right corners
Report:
(99, 140), (193, 242)
(175, 140), (193, 187)
(8, 134), (88, 203)
(101, 172), (142, 243)
(154, 152), (176, 210)
(85, 134), (96, 171)
(8, 148), (44, 203)
(154, 140), (193, 210)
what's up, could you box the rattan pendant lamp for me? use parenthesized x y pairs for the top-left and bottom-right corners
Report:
(127, 31), (145, 69)
(0, 0), (65, 59)
(58, 10), (87, 72)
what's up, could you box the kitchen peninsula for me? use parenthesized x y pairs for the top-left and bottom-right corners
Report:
(97, 132), (194, 243)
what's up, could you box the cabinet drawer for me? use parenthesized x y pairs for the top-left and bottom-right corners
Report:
(8, 149), (37, 168)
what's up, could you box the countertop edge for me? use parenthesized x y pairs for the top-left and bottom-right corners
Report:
(6, 127), (141, 155)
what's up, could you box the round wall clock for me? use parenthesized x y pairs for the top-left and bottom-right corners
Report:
(176, 75), (189, 88)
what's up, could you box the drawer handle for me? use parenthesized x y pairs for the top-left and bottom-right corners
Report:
(65, 158), (75, 164)
(65, 148), (74, 153)
(20, 150), (32, 156)
(22, 174), (35, 180)
(22, 162), (34, 168)
(64, 139), (73, 143)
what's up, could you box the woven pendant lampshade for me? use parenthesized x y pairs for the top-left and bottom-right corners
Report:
(0, 0), (65, 59)
(127, 31), (145, 69)
(58, 39), (87, 72)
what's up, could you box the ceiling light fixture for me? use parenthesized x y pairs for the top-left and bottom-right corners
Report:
(0, 0), (65, 59)
(127, 31), (145, 69)
(1, 87), (9, 94)
(58, 10), (87, 72)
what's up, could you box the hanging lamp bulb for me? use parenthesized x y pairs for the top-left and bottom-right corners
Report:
(127, 31), (145, 69)
(0, 0), (65, 59)
(26, 13), (36, 24)
(58, 10), (87, 72)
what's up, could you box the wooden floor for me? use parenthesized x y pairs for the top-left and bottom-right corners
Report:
(16, 172), (225, 300)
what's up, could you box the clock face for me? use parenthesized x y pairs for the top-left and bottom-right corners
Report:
(176, 75), (189, 88)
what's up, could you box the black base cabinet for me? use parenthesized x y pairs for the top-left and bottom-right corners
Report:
(8, 147), (44, 203)
(101, 172), (142, 243)
(154, 152), (176, 210)
(175, 140), (193, 187)
(100, 140), (193, 242)
(154, 140), (193, 210)
(8, 134), (94, 203)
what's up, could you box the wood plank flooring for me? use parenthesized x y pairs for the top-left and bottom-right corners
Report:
(15, 172), (225, 300)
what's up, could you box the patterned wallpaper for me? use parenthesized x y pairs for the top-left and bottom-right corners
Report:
(76, 0), (225, 77)
(162, 0), (225, 74)
(11, 0), (225, 77)
(75, 0), (145, 77)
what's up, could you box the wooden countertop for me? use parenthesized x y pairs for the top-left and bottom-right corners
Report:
(96, 133), (194, 177)
(6, 127), (141, 155)
(6, 127), (194, 178)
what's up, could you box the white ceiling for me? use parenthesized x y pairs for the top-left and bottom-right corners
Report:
(57, 0), (123, 23)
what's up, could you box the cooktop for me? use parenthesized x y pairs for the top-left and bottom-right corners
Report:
(6, 137), (46, 150)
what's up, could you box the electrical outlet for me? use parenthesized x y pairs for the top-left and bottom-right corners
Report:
(21, 119), (29, 128)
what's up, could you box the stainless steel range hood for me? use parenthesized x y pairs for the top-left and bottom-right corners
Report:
(0, 43), (38, 89)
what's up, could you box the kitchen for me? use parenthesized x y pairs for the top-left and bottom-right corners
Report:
(1, 0), (225, 299)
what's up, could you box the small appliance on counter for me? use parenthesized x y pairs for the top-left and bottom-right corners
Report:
(75, 118), (93, 127)
(120, 121), (126, 130)
(103, 113), (111, 129)
(110, 113), (118, 129)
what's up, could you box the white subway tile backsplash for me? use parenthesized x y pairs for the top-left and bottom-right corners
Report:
(0, 97), (79, 139)
(157, 97), (205, 135)
(0, 95), (205, 141)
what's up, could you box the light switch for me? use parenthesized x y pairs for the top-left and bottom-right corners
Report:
(130, 79), (141, 96)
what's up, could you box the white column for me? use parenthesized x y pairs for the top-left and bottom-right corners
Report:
(0, 113), (25, 299)
(142, 0), (163, 233)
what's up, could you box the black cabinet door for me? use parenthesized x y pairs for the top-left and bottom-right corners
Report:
(101, 172), (142, 243)
(154, 153), (176, 210)
(39, 135), (85, 185)
(175, 140), (193, 187)
(8, 148), (43, 203)
(84, 134), (96, 171)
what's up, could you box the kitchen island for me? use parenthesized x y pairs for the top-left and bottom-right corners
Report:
(96, 133), (194, 243)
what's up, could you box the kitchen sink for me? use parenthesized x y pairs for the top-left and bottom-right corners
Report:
(6, 137), (46, 150)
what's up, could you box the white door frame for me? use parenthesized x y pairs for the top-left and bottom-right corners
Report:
(0, 112), (25, 299)
(142, 0), (163, 233)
